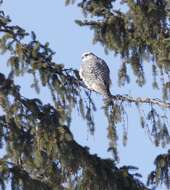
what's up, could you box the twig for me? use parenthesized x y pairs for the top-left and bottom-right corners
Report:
(112, 94), (170, 109)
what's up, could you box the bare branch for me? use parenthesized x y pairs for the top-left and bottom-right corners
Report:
(111, 94), (170, 109)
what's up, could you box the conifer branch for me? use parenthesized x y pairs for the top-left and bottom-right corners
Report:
(0, 73), (148, 190)
(111, 95), (170, 109)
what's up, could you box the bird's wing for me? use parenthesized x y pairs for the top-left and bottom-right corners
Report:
(98, 58), (110, 74)
(96, 57), (111, 86)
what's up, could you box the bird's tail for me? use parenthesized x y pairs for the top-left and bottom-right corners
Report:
(103, 88), (113, 103)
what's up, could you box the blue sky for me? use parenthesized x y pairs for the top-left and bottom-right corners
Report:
(1, 1), (169, 189)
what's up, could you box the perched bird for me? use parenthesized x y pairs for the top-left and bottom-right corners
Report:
(79, 52), (112, 100)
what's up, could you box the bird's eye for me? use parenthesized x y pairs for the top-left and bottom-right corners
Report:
(82, 52), (92, 59)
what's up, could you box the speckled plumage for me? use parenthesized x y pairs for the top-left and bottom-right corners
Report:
(79, 52), (112, 99)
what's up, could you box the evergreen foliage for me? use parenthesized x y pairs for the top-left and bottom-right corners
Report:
(0, 0), (170, 189)
(68, 1), (170, 188)
(74, 0), (170, 91)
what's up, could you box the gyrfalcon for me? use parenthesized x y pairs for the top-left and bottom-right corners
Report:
(79, 52), (112, 99)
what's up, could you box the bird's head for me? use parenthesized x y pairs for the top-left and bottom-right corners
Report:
(81, 52), (96, 62)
